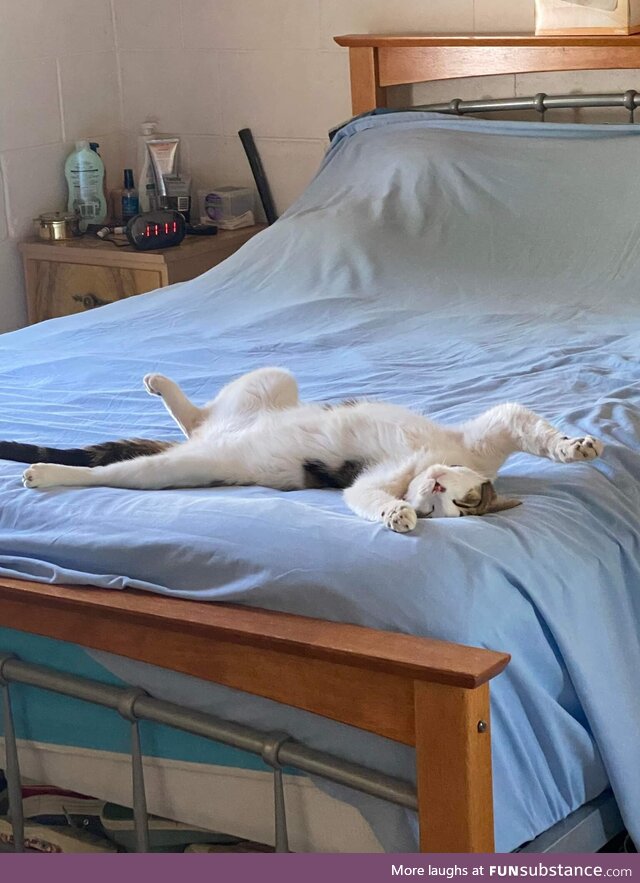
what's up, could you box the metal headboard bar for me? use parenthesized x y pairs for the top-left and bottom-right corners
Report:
(415, 90), (640, 119)
(327, 90), (640, 140)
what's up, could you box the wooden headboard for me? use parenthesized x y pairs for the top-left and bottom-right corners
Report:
(334, 33), (640, 115)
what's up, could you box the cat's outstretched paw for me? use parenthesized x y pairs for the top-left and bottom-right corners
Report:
(556, 435), (603, 463)
(143, 373), (170, 397)
(22, 463), (59, 489)
(383, 501), (417, 533)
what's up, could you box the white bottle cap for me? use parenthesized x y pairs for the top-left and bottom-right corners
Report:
(140, 122), (157, 136)
(75, 139), (90, 150)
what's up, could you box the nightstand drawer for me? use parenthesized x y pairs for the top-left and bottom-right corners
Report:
(20, 225), (266, 324)
(29, 262), (163, 323)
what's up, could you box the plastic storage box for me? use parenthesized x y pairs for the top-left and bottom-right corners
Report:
(198, 187), (254, 228)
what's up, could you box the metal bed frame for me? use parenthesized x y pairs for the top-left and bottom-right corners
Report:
(0, 652), (624, 854)
(415, 89), (640, 121)
(0, 89), (633, 856)
(0, 653), (415, 853)
(330, 90), (640, 140)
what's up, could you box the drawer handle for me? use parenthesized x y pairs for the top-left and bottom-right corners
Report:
(72, 293), (109, 310)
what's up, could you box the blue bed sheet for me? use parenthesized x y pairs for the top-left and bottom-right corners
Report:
(0, 113), (638, 851)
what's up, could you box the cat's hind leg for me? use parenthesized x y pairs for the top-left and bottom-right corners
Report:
(143, 374), (205, 437)
(209, 367), (299, 419)
(23, 447), (218, 490)
(143, 368), (298, 435)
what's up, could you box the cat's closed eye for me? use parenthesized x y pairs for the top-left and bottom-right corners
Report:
(456, 492), (480, 509)
(454, 482), (522, 516)
(454, 482), (493, 516)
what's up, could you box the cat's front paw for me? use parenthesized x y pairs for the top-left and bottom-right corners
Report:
(143, 373), (170, 397)
(382, 501), (417, 533)
(555, 435), (603, 463)
(22, 463), (59, 489)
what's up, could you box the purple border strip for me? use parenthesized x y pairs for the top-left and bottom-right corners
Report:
(1, 853), (639, 883)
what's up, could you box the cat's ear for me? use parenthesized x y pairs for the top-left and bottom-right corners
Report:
(486, 496), (521, 513)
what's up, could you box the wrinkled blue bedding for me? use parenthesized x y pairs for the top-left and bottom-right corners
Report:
(0, 113), (638, 851)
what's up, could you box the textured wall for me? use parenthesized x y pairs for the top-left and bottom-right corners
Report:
(115, 0), (535, 219)
(0, 0), (121, 330)
(1, 0), (637, 330)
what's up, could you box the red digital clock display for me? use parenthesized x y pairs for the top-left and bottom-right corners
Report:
(126, 210), (186, 250)
(144, 220), (178, 237)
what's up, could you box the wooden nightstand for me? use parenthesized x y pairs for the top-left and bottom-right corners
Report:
(20, 225), (266, 324)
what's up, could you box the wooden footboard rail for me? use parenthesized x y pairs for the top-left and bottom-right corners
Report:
(0, 577), (509, 852)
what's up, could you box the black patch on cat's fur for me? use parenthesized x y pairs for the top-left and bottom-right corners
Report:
(84, 439), (173, 465)
(0, 438), (174, 467)
(302, 458), (366, 489)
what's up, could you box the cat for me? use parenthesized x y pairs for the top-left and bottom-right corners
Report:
(14, 367), (603, 533)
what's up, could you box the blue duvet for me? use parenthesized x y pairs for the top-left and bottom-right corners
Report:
(0, 113), (639, 851)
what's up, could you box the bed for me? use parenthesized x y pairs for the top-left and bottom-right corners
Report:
(1, 34), (640, 854)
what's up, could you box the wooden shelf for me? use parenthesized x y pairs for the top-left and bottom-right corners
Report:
(335, 32), (640, 47)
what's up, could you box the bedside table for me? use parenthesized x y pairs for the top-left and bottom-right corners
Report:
(20, 225), (266, 324)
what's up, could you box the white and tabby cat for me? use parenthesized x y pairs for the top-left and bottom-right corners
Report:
(19, 367), (603, 533)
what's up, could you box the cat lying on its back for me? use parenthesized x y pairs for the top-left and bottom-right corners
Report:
(10, 367), (602, 533)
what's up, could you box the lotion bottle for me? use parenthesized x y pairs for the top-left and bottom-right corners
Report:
(64, 140), (107, 231)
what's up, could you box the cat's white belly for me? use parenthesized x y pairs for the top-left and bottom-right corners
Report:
(190, 408), (410, 490)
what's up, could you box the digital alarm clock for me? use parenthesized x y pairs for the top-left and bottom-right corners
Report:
(126, 210), (186, 250)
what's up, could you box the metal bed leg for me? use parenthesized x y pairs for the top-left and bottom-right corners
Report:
(0, 655), (24, 852)
(119, 689), (150, 853)
(262, 733), (292, 853)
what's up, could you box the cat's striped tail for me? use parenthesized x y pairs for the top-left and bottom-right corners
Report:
(0, 438), (175, 467)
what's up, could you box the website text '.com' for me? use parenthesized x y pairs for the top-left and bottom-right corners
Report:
(392, 866), (633, 878)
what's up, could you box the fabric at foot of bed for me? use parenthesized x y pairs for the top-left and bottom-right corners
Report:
(0, 737), (383, 853)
